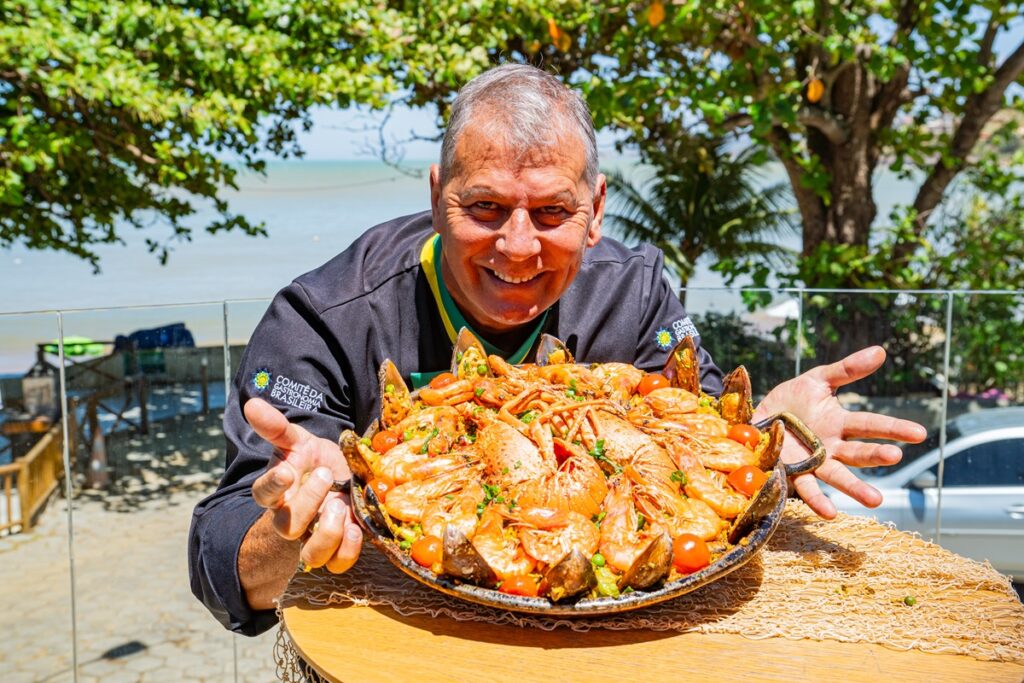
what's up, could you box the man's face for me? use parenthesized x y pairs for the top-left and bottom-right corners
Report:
(429, 119), (605, 336)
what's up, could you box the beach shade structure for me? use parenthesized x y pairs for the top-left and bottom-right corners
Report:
(114, 322), (195, 351)
(41, 336), (105, 357)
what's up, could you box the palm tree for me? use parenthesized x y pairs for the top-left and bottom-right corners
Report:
(605, 136), (796, 304)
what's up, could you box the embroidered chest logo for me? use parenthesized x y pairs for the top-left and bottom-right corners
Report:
(251, 368), (324, 411)
(654, 328), (674, 350)
(251, 368), (272, 393)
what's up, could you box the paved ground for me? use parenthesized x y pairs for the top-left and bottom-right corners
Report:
(0, 414), (279, 683)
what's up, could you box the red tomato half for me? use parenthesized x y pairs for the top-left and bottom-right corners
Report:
(672, 534), (711, 574)
(727, 423), (761, 450)
(727, 465), (769, 497)
(498, 574), (540, 597)
(371, 430), (400, 453)
(429, 372), (458, 389)
(637, 373), (670, 396)
(410, 535), (443, 568)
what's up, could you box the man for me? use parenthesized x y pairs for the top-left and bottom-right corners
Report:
(188, 64), (926, 636)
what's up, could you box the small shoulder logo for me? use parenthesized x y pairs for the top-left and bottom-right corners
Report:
(251, 368), (272, 393)
(654, 328), (674, 350)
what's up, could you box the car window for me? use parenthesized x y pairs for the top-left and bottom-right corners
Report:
(863, 424), (961, 477)
(928, 438), (1024, 487)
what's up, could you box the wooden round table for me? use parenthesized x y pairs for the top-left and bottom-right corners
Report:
(282, 601), (1024, 682)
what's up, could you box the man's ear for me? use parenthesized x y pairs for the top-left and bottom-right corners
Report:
(586, 173), (607, 247)
(429, 164), (443, 233)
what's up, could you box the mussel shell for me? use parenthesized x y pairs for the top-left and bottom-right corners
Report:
(719, 366), (753, 425)
(618, 532), (673, 591)
(338, 429), (375, 484)
(535, 333), (574, 366)
(451, 327), (488, 375)
(663, 336), (702, 395)
(542, 549), (596, 601)
(441, 526), (498, 586)
(728, 458), (786, 544)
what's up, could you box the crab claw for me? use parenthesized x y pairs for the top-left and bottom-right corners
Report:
(378, 360), (411, 428)
(663, 336), (701, 395)
(618, 532), (673, 590)
(542, 549), (596, 601)
(719, 366), (753, 425)
(441, 525), (498, 585)
(536, 334), (574, 366)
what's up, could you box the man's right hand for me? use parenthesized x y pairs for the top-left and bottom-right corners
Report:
(245, 397), (363, 574)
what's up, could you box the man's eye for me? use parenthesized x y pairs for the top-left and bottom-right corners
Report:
(475, 201), (498, 211)
(539, 205), (566, 215)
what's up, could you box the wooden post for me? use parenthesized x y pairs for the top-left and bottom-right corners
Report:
(86, 398), (109, 489)
(138, 376), (149, 436)
(200, 356), (210, 415)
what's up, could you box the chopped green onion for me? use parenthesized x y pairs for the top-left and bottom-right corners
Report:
(399, 540), (411, 550)
(418, 428), (439, 454)
(476, 364), (488, 375)
(475, 387), (485, 397)
(501, 467), (509, 474)
(403, 429), (414, 441)
(514, 460), (522, 469)
(520, 411), (535, 424)
(359, 437), (371, 447)
(591, 553), (606, 567)
(636, 513), (646, 531)
(904, 596), (917, 606)
(670, 470), (688, 485)
(385, 384), (395, 394)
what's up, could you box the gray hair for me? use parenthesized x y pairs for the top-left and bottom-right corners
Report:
(439, 64), (599, 189)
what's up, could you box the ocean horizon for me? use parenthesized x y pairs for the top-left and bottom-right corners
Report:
(0, 157), (920, 375)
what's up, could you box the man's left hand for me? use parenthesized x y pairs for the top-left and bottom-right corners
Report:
(752, 346), (928, 519)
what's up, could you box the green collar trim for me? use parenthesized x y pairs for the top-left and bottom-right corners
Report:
(411, 235), (549, 388)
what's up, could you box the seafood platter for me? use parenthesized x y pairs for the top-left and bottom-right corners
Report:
(339, 329), (824, 615)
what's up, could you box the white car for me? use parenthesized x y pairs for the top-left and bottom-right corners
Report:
(825, 406), (1024, 581)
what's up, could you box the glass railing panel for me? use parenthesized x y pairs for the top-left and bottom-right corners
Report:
(59, 304), (236, 681)
(0, 311), (75, 682)
(796, 290), (950, 538)
(224, 298), (279, 683)
(942, 291), (1024, 584)
(683, 288), (800, 399)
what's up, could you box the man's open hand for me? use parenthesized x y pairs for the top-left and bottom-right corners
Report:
(245, 398), (362, 573)
(753, 346), (928, 519)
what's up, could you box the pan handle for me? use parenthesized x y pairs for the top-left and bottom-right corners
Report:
(754, 411), (826, 477)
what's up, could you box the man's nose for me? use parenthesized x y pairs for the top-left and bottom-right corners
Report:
(495, 208), (541, 261)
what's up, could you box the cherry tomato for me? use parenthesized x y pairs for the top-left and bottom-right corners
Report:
(410, 535), (443, 568)
(367, 477), (394, 502)
(371, 430), (400, 453)
(429, 372), (458, 389)
(672, 534), (711, 574)
(637, 373), (670, 396)
(498, 574), (540, 597)
(727, 465), (769, 497)
(727, 423), (761, 450)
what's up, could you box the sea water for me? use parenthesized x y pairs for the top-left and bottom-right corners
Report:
(0, 158), (918, 374)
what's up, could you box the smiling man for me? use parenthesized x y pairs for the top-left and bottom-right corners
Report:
(188, 64), (925, 636)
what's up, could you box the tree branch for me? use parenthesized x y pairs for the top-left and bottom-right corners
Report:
(798, 107), (849, 145)
(721, 108), (848, 145)
(911, 38), (1024, 228)
(978, 15), (1000, 67)
(766, 126), (826, 255)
